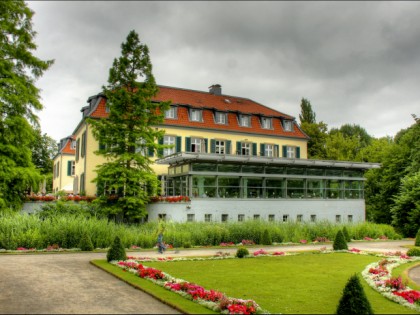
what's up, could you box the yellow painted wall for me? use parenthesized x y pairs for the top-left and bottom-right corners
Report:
(71, 122), (308, 196)
(52, 154), (75, 193)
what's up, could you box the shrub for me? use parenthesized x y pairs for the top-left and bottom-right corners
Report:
(236, 247), (249, 258)
(407, 247), (420, 257)
(342, 226), (351, 242)
(260, 229), (272, 245)
(79, 232), (94, 251)
(106, 236), (127, 262)
(336, 274), (373, 314)
(415, 229), (420, 247)
(333, 230), (348, 251)
(183, 242), (191, 248)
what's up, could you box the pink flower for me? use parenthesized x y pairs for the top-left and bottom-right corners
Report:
(299, 239), (307, 244)
(253, 249), (268, 256)
(272, 251), (285, 256)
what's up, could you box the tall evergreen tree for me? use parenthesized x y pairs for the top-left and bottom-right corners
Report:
(0, 1), (53, 212)
(88, 30), (170, 221)
(336, 274), (373, 315)
(299, 98), (316, 124)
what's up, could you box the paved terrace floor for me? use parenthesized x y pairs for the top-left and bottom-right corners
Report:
(0, 240), (418, 314)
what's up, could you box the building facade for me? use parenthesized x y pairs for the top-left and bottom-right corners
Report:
(54, 83), (378, 222)
(52, 136), (76, 193)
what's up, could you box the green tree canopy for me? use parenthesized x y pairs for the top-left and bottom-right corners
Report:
(299, 98), (316, 124)
(0, 1), (53, 211)
(88, 30), (170, 221)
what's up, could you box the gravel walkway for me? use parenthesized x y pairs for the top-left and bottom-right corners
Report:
(0, 240), (417, 314)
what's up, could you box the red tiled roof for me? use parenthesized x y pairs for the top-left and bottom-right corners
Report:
(89, 85), (308, 139)
(61, 137), (75, 154)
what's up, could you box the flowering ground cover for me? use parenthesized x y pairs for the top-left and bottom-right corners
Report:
(120, 253), (418, 314)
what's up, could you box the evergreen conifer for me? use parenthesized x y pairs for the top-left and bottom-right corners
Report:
(79, 232), (94, 251)
(261, 229), (272, 245)
(342, 226), (351, 242)
(415, 229), (420, 247)
(336, 274), (373, 314)
(107, 236), (127, 262)
(333, 230), (348, 250)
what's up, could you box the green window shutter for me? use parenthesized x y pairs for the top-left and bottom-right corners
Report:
(296, 147), (301, 159)
(76, 139), (80, 161)
(158, 137), (164, 156)
(226, 140), (231, 155)
(236, 141), (241, 155)
(176, 136), (182, 153)
(204, 138), (208, 153)
(210, 139), (216, 153)
(282, 145), (287, 158)
(148, 147), (154, 157)
(185, 137), (191, 152)
(67, 161), (72, 176)
(252, 143), (257, 156)
(260, 144), (265, 156)
(274, 145), (279, 158)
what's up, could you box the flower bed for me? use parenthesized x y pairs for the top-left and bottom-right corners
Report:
(113, 259), (268, 314)
(362, 255), (420, 311)
(150, 196), (191, 203)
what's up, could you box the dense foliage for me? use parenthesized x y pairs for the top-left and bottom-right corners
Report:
(416, 229), (420, 247)
(88, 30), (170, 221)
(406, 247), (420, 257)
(235, 247), (249, 258)
(106, 236), (127, 262)
(260, 228), (272, 245)
(0, 213), (401, 250)
(333, 230), (348, 251)
(78, 231), (94, 251)
(298, 99), (420, 236)
(336, 274), (373, 315)
(0, 1), (53, 212)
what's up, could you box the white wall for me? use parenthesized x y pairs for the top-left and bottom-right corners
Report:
(146, 198), (365, 223)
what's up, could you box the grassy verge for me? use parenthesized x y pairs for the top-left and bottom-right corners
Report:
(142, 253), (419, 314)
(393, 261), (420, 291)
(91, 260), (216, 314)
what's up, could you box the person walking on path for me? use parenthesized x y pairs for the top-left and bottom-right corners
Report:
(156, 219), (166, 254)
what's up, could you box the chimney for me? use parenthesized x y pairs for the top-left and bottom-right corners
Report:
(209, 84), (222, 95)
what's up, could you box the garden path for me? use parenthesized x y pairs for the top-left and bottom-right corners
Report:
(0, 240), (417, 314)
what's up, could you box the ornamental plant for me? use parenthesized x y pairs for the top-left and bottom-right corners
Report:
(236, 247), (249, 258)
(342, 226), (351, 242)
(107, 236), (127, 262)
(336, 274), (373, 315)
(260, 229), (272, 245)
(407, 247), (420, 257)
(416, 229), (420, 247)
(78, 231), (94, 251)
(333, 230), (348, 251)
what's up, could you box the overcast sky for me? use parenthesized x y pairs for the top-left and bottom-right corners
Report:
(27, 1), (420, 142)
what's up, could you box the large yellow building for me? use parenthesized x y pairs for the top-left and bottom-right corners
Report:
(54, 84), (379, 223)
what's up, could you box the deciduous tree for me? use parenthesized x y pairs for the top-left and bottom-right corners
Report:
(0, 1), (53, 211)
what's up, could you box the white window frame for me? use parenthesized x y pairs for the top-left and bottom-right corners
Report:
(310, 214), (317, 222)
(265, 144), (274, 157)
(287, 146), (296, 158)
(163, 135), (176, 156)
(221, 214), (229, 222)
(187, 214), (195, 222)
(165, 106), (177, 119)
(336, 215), (341, 223)
(253, 214), (260, 220)
(71, 161), (75, 176)
(241, 142), (251, 156)
(135, 138), (147, 156)
(268, 214), (275, 221)
(191, 137), (204, 153)
(283, 214), (289, 222)
(238, 214), (245, 222)
(190, 109), (202, 122)
(215, 140), (225, 154)
(215, 112), (227, 124)
(239, 114), (251, 127)
(283, 120), (293, 131)
(204, 214), (212, 222)
(261, 117), (272, 129)
(297, 214), (303, 222)
(348, 215), (353, 223)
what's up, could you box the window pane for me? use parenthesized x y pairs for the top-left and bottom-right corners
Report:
(287, 179), (305, 198)
(243, 178), (263, 198)
(218, 177), (240, 198)
(307, 180), (324, 199)
(218, 164), (241, 173)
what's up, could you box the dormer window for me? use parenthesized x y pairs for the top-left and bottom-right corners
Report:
(165, 106), (177, 119)
(215, 111), (227, 124)
(190, 108), (203, 122)
(283, 120), (293, 132)
(239, 114), (251, 127)
(261, 117), (272, 129)
(70, 140), (76, 150)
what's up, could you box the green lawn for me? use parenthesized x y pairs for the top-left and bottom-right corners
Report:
(142, 253), (419, 314)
